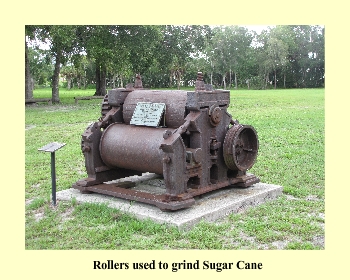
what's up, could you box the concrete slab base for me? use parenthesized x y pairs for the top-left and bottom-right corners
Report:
(57, 173), (283, 230)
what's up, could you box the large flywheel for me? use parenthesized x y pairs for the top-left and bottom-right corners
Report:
(223, 124), (259, 171)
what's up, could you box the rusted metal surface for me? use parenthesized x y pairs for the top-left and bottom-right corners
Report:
(195, 72), (205, 91)
(134, 74), (143, 88)
(73, 183), (196, 211)
(100, 123), (175, 174)
(223, 124), (259, 171)
(73, 72), (259, 211)
(123, 90), (188, 128)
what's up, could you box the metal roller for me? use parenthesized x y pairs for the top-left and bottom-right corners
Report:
(100, 123), (175, 174)
(123, 90), (188, 128)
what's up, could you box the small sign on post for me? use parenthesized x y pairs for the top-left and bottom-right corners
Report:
(38, 142), (66, 206)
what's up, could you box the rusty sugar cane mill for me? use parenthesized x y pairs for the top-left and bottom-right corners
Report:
(72, 72), (259, 211)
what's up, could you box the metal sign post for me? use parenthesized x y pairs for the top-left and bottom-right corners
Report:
(38, 142), (66, 206)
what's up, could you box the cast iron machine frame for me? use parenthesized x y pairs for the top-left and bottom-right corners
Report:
(72, 73), (259, 210)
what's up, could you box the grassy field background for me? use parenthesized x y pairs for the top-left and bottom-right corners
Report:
(25, 87), (324, 249)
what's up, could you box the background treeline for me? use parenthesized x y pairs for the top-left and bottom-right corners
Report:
(25, 25), (324, 103)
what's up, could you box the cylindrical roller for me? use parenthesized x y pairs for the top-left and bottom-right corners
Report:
(100, 123), (175, 174)
(223, 124), (259, 171)
(123, 90), (188, 128)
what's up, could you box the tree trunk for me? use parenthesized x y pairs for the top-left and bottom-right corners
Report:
(222, 74), (226, 90)
(83, 73), (86, 89)
(120, 74), (123, 88)
(173, 69), (181, 90)
(210, 72), (213, 85)
(95, 63), (101, 96)
(169, 71), (173, 88)
(301, 67), (306, 88)
(284, 74), (286, 88)
(234, 72), (237, 89)
(229, 68), (232, 89)
(112, 74), (116, 89)
(67, 76), (71, 90)
(176, 70), (181, 90)
(77, 76), (81, 89)
(274, 70), (277, 89)
(52, 51), (61, 103)
(100, 66), (107, 96)
(25, 41), (33, 100)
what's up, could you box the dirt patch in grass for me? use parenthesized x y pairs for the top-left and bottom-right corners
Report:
(312, 235), (324, 248)
(306, 195), (321, 201)
(286, 195), (299, 200)
(25, 125), (36, 130)
(272, 240), (289, 249)
(239, 231), (256, 243)
(25, 199), (34, 205)
(60, 207), (74, 222)
(34, 209), (45, 222)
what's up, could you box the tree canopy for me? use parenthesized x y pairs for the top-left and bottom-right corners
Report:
(26, 25), (325, 100)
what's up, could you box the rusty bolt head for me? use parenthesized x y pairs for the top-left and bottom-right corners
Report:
(82, 146), (91, 153)
(163, 130), (172, 139)
(192, 148), (203, 163)
(163, 156), (171, 164)
(209, 105), (222, 126)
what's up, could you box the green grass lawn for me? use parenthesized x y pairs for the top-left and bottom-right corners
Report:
(25, 87), (324, 250)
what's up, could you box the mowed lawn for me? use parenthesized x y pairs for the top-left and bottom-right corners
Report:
(25, 87), (324, 250)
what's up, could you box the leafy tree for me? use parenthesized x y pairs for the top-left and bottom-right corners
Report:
(210, 26), (254, 89)
(255, 26), (296, 89)
(240, 45), (259, 89)
(266, 36), (288, 89)
(35, 25), (81, 102)
(25, 25), (324, 93)
(28, 47), (54, 87)
(81, 26), (120, 96)
(25, 26), (38, 99)
(81, 25), (162, 95)
(284, 25), (323, 88)
(61, 64), (76, 89)
(211, 27), (230, 89)
(70, 54), (91, 89)
(225, 26), (253, 89)
(125, 25), (163, 76)
(158, 25), (211, 89)
(305, 26), (325, 87)
(314, 28), (325, 87)
(194, 27), (219, 86)
(272, 26), (297, 88)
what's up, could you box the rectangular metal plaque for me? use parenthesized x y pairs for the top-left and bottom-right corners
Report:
(130, 102), (165, 127)
(38, 142), (66, 153)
